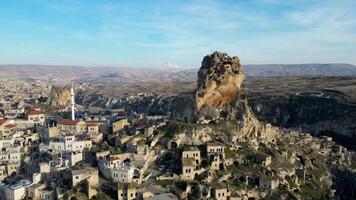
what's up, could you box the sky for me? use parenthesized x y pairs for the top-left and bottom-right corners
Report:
(0, 0), (355, 68)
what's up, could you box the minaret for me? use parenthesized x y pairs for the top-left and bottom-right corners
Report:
(71, 82), (75, 121)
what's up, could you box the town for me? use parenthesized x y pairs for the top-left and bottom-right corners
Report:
(0, 52), (355, 200)
(1, 0), (356, 198)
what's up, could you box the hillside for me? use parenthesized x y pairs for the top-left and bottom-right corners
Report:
(245, 63), (356, 77)
(0, 63), (355, 84)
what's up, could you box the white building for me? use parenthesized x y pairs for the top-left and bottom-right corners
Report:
(71, 167), (99, 187)
(0, 150), (21, 163)
(46, 134), (92, 152)
(0, 138), (14, 150)
(0, 179), (32, 200)
(34, 134), (92, 173)
(26, 110), (45, 126)
(98, 157), (139, 183)
(57, 119), (87, 135)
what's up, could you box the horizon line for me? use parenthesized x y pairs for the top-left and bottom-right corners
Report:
(0, 62), (355, 70)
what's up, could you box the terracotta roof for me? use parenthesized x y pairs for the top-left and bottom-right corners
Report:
(65, 132), (75, 136)
(0, 118), (7, 126)
(27, 110), (45, 116)
(4, 124), (16, 129)
(107, 156), (120, 161)
(87, 123), (99, 127)
(58, 119), (80, 125)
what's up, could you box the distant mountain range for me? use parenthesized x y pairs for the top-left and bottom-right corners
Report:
(0, 63), (355, 84)
(245, 63), (356, 77)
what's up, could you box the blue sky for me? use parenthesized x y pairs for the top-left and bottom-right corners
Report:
(0, 0), (355, 68)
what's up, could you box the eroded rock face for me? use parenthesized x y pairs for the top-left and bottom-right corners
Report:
(171, 51), (277, 142)
(172, 93), (196, 122)
(196, 51), (245, 122)
(47, 85), (71, 107)
(196, 51), (244, 110)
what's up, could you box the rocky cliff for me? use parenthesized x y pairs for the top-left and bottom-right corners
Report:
(172, 52), (273, 141)
(196, 52), (244, 111)
(195, 51), (253, 124)
(196, 52), (244, 110)
(249, 93), (356, 148)
(46, 85), (71, 107)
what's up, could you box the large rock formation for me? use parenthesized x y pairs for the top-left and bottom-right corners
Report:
(46, 85), (71, 107)
(195, 51), (252, 123)
(196, 52), (244, 110)
(172, 51), (277, 142)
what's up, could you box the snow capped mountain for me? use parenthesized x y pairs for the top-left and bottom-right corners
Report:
(158, 62), (185, 72)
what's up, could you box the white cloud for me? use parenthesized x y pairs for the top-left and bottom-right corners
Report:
(3, 0), (355, 66)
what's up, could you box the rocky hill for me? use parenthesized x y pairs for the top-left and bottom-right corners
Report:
(155, 52), (354, 199)
(196, 52), (245, 122)
(46, 85), (72, 107)
(58, 74), (356, 148)
(172, 52), (255, 123)
(172, 52), (272, 144)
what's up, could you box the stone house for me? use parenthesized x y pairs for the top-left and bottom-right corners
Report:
(27, 109), (45, 126)
(71, 167), (99, 187)
(57, 119), (87, 135)
(27, 183), (47, 200)
(259, 176), (280, 190)
(210, 155), (225, 170)
(280, 149), (296, 163)
(0, 118), (16, 137)
(95, 150), (110, 160)
(48, 134), (92, 152)
(87, 123), (100, 134)
(206, 143), (226, 171)
(6, 161), (21, 176)
(182, 146), (201, 169)
(112, 118), (129, 133)
(0, 179), (32, 200)
(98, 156), (140, 184)
(211, 185), (230, 200)
(117, 183), (139, 200)
(207, 142), (225, 160)
(181, 158), (196, 181)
